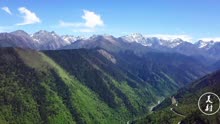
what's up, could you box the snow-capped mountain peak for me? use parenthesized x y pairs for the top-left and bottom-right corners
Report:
(121, 33), (186, 48)
(31, 30), (68, 50)
(195, 40), (217, 49)
(195, 38), (220, 48)
(61, 35), (85, 44)
(122, 33), (145, 42)
(120, 33), (153, 46)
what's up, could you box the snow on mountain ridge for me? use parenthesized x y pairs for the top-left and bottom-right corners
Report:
(195, 38), (220, 48)
(121, 33), (152, 46)
(61, 35), (85, 44)
(4, 30), (220, 51)
(195, 40), (216, 49)
(121, 33), (187, 48)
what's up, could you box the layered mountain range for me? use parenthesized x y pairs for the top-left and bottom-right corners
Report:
(1, 30), (220, 60)
(0, 47), (211, 124)
(0, 30), (220, 124)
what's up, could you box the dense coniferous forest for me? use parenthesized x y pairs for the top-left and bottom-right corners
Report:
(0, 47), (216, 124)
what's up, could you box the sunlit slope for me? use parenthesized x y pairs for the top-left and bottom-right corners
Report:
(0, 47), (210, 124)
(0, 48), (157, 124)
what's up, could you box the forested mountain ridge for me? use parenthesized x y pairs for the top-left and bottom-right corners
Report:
(0, 47), (210, 123)
(135, 70), (220, 124)
(0, 47), (140, 124)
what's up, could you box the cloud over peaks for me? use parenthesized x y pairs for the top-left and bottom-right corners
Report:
(1, 6), (12, 15)
(59, 10), (104, 32)
(82, 10), (104, 28)
(16, 7), (41, 26)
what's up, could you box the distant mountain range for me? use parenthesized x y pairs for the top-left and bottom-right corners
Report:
(1, 30), (220, 59)
(121, 33), (186, 48)
(0, 30), (84, 50)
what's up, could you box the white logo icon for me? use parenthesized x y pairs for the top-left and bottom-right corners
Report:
(198, 92), (220, 115)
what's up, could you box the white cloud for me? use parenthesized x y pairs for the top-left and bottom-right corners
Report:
(59, 10), (104, 32)
(199, 37), (220, 42)
(1, 6), (12, 15)
(145, 34), (192, 42)
(82, 10), (104, 28)
(16, 7), (41, 26)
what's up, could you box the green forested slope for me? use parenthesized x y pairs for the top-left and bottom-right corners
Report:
(135, 70), (220, 124)
(0, 48), (130, 124)
(0, 48), (158, 124)
(0, 47), (209, 124)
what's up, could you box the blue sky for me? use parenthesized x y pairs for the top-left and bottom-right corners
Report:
(0, 0), (220, 42)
